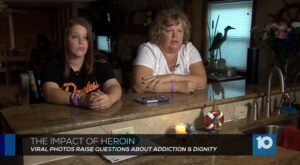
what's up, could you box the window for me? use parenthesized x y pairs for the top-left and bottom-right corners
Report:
(97, 35), (112, 53)
(207, 0), (253, 70)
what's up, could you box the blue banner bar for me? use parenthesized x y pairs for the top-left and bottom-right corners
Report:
(0, 134), (4, 156)
(4, 134), (16, 156)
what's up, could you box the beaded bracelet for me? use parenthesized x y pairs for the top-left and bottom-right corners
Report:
(70, 93), (81, 106)
(171, 80), (176, 93)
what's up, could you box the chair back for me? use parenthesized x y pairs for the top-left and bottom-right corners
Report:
(0, 49), (9, 85)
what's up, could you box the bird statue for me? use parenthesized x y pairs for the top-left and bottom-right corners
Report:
(209, 26), (235, 69)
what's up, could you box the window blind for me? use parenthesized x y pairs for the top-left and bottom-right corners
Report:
(207, 0), (253, 70)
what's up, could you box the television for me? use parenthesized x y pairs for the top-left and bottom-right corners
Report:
(97, 35), (112, 53)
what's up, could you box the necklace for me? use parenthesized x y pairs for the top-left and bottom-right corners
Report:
(166, 55), (178, 72)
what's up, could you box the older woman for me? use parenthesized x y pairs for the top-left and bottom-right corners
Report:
(42, 18), (122, 110)
(132, 8), (207, 93)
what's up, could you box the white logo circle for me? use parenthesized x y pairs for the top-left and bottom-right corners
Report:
(256, 136), (273, 149)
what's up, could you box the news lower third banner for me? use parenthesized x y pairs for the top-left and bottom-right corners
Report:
(0, 134), (277, 156)
(0, 134), (16, 156)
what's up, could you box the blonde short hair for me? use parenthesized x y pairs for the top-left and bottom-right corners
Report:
(149, 8), (191, 44)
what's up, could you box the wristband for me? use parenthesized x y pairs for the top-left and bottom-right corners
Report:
(70, 93), (81, 106)
(171, 80), (176, 93)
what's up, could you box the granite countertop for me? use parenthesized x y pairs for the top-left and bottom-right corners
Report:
(1, 79), (299, 164)
(0, 79), (298, 134)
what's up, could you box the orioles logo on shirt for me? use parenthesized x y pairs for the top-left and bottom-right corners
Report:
(63, 81), (100, 95)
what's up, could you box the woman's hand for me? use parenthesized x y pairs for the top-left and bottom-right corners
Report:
(177, 81), (197, 94)
(81, 91), (113, 110)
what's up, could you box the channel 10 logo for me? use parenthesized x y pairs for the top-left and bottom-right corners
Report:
(252, 134), (276, 156)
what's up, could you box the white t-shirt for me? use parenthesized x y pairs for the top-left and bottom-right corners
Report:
(134, 42), (202, 75)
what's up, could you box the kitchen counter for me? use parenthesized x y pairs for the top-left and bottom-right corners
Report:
(1, 79), (300, 164)
(0, 79), (298, 134)
(0, 80), (255, 134)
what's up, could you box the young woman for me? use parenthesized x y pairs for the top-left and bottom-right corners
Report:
(42, 18), (121, 110)
(132, 8), (207, 93)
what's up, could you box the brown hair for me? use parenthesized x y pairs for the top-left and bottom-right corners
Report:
(63, 17), (94, 77)
(149, 7), (191, 44)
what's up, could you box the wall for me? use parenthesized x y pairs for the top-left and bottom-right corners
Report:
(113, 0), (185, 63)
(2, 0), (297, 85)
(0, 8), (55, 50)
(1, 0), (189, 61)
(14, 8), (55, 50)
(117, 0), (184, 11)
(190, 0), (204, 55)
(0, 2), (89, 51)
